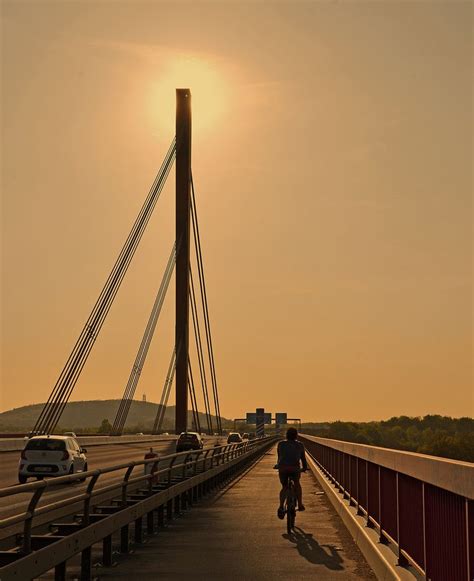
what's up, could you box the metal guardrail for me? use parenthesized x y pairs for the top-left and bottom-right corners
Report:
(0, 434), (179, 453)
(0, 437), (276, 580)
(300, 435), (473, 581)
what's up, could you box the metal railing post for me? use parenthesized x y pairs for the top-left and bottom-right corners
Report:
(83, 471), (100, 526)
(148, 459), (160, 492)
(366, 461), (371, 527)
(55, 561), (67, 581)
(147, 509), (155, 534)
(378, 465), (387, 544)
(158, 504), (165, 527)
(22, 483), (46, 554)
(120, 524), (129, 553)
(168, 455), (178, 485)
(193, 451), (203, 475)
(396, 472), (408, 566)
(122, 464), (136, 505)
(422, 482), (427, 574)
(202, 449), (211, 472)
(134, 516), (144, 543)
(102, 535), (113, 567)
(80, 546), (92, 581)
(182, 453), (191, 479)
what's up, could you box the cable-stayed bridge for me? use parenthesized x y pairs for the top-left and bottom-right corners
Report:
(30, 89), (221, 439)
(0, 90), (472, 581)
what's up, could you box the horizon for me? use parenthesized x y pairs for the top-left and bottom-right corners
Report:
(1, 1), (472, 423)
(0, 398), (472, 425)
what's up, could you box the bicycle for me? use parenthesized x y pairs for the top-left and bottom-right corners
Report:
(274, 464), (306, 533)
(285, 475), (298, 534)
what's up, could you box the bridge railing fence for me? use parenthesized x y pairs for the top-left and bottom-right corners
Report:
(0, 437), (276, 580)
(300, 435), (473, 581)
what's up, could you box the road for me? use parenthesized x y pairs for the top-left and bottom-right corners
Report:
(0, 439), (181, 490)
(0, 437), (224, 540)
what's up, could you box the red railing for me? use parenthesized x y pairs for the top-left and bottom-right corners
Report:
(300, 435), (473, 581)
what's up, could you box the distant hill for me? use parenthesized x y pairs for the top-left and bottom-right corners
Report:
(0, 400), (230, 433)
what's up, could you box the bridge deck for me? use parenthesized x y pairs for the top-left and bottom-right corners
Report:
(98, 445), (375, 580)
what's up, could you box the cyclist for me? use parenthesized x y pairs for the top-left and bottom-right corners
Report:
(276, 427), (308, 519)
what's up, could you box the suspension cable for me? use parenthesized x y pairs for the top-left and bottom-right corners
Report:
(188, 357), (201, 434)
(190, 171), (222, 434)
(189, 266), (213, 434)
(151, 345), (177, 434)
(111, 242), (176, 435)
(32, 140), (176, 435)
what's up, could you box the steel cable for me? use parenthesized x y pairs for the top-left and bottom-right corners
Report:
(152, 339), (183, 435)
(190, 171), (222, 434)
(188, 357), (201, 434)
(39, 148), (176, 435)
(111, 243), (176, 435)
(189, 267), (213, 434)
(32, 139), (176, 435)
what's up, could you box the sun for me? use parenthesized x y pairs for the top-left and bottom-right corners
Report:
(149, 54), (230, 137)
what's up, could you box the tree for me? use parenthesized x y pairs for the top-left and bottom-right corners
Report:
(98, 418), (112, 434)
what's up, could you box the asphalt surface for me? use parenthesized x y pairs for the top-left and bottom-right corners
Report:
(0, 438), (222, 525)
(95, 445), (376, 580)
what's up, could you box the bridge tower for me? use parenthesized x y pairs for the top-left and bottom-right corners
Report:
(175, 88), (192, 434)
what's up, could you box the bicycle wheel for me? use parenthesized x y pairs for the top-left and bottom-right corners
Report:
(286, 507), (294, 534)
(286, 484), (296, 534)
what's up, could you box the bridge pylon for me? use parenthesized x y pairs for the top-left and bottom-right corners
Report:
(175, 88), (192, 434)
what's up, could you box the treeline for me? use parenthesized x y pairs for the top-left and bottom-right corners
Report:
(301, 415), (474, 462)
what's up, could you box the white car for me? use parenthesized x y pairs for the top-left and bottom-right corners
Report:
(18, 435), (88, 484)
(63, 431), (77, 438)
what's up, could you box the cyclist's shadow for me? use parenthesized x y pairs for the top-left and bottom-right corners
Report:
(283, 527), (344, 570)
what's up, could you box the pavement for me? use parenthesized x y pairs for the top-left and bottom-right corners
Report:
(98, 445), (376, 580)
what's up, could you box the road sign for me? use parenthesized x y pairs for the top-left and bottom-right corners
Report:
(246, 412), (272, 424)
(275, 413), (287, 425)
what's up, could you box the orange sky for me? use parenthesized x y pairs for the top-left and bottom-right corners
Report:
(1, 1), (472, 422)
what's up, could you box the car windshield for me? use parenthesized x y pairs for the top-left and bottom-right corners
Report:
(25, 439), (66, 452)
(180, 434), (198, 441)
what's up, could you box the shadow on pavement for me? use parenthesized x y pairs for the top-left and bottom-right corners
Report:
(283, 526), (344, 570)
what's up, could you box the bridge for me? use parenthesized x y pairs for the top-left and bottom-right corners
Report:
(1, 91), (472, 580)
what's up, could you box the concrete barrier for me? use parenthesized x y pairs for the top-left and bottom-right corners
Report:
(0, 434), (177, 452)
(301, 434), (474, 499)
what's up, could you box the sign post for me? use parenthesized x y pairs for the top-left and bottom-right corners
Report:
(256, 408), (265, 438)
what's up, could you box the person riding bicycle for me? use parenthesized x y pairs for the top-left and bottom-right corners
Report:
(276, 427), (308, 519)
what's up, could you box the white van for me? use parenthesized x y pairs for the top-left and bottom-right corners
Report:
(18, 435), (88, 484)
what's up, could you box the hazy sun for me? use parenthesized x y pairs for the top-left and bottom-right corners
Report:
(149, 55), (230, 137)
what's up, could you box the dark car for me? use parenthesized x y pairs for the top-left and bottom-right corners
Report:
(227, 432), (243, 444)
(176, 432), (204, 452)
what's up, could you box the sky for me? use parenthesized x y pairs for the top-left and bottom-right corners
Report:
(1, 1), (472, 423)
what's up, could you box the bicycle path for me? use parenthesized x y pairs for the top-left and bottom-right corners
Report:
(99, 444), (375, 580)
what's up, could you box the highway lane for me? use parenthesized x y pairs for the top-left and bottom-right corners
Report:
(0, 439), (178, 489)
(0, 438), (224, 527)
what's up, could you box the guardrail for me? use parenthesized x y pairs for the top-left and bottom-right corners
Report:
(0, 436), (276, 580)
(300, 435), (473, 581)
(0, 434), (178, 453)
